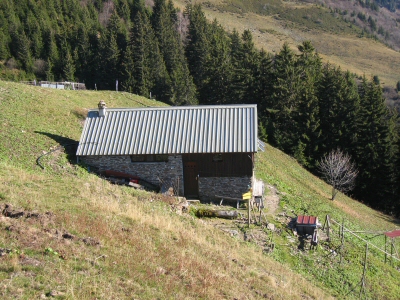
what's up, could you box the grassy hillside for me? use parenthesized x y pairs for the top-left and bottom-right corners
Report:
(0, 81), (331, 299)
(0, 81), (399, 299)
(173, 0), (400, 87)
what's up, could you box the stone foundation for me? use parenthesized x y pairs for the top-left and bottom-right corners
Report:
(79, 155), (184, 195)
(79, 155), (252, 202)
(198, 176), (252, 203)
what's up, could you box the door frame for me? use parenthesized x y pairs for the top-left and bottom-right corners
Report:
(183, 161), (199, 197)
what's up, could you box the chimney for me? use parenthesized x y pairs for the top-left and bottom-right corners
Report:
(98, 100), (106, 117)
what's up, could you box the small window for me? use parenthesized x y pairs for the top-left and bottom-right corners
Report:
(130, 155), (145, 162)
(130, 154), (168, 163)
(212, 154), (223, 162)
(155, 154), (169, 162)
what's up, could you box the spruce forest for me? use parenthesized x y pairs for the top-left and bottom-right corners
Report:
(0, 0), (399, 216)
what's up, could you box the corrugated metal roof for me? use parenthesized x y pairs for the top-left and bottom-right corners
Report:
(76, 105), (258, 156)
(296, 215), (318, 226)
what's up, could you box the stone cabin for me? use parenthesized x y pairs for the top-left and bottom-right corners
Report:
(76, 103), (261, 202)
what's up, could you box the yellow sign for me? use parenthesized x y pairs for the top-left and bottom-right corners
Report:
(242, 191), (252, 200)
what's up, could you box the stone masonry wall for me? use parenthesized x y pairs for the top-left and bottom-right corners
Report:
(198, 176), (252, 203)
(80, 155), (184, 196)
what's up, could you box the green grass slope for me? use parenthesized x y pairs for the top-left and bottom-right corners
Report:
(0, 81), (399, 299)
(0, 81), (332, 299)
(173, 0), (400, 87)
(255, 146), (400, 299)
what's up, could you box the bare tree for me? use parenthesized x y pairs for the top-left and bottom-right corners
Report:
(318, 149), (358, 200)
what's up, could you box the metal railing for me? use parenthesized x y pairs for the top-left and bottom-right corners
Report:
(20, 80), (86, 90)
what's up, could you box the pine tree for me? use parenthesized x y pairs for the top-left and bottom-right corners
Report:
(198, 19), (232, 105)
(121, 43), (135, 93)
(354, 77), (398, 209)
(74, 24), (91, 83)
(151, 0), (197, 105)
(318, 65), (359, 159)
(185, 4), (210, 95)
(62, 47), (75, 82)
(116, 0), (131, 23)
(130, 12), (148, 96)
(0, 29), (10, 60)
(252, 49), (274, 140)
(130, 11), (169, 100)
(97, 11), (123, 90)
(229, 30), (259, 104)
(269, 43), (301, 154)
(294, 41), (322, 167)
(12, 29), (33, 74)
(45, 57), (54, 81)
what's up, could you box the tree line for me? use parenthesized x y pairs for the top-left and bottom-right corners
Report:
(0, 0), (398, 215)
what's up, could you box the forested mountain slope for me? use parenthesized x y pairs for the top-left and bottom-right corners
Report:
(172, 0), (400, 87)
(0, 0), (399, 215)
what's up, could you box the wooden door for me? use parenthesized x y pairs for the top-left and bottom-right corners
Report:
(184, 162), (198, 197)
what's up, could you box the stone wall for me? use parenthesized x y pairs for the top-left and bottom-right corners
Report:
(198, 176), (252, 203)
(79, 155), (184, 195)
(79, 155), (252, 202)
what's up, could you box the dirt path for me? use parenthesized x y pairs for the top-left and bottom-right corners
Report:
(264, 184), (280, 216)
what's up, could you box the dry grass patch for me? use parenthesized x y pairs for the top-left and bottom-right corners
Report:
(0, 162), (332, 299)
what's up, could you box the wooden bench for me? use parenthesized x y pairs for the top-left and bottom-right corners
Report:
(215, 195), (245, 209)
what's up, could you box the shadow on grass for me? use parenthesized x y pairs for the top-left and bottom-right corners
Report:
(34, 131), (79, 168)
(379, 214), (400, 227)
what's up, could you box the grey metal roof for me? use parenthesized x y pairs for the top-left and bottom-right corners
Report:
(76, 105), (258, 156)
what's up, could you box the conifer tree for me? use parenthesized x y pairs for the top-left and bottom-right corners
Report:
(116, 0), (131, 23)
(74, 24), (91, 83)
(354, 77), (398, 209)
(294, 41), (322, 167)
(0, 29), (10, 60)
(98, 32), (120, 89)
(62, 47), (75, 82)
(12, 29), (33, 74)
(151, 0), (196, 105)
(185, 4), (210, 95)
(229, 30), (259, 104)
(130, 11), (169, 100)
(121, 43), (135, 93)
(252, 49), (274, 138)
(97, 11), (124, 90)
(197, 19), (232, 105)
(45, 57), (54, 81)
(269, 43), (301, 154)
(130, 12), (148, 96)
(318, 65), (360, 160)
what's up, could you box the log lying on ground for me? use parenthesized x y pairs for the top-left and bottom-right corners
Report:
(195, 208), (238, 219)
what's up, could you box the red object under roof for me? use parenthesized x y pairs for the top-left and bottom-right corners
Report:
(297, 215), (317, 225)
(384, 229), (400, 238)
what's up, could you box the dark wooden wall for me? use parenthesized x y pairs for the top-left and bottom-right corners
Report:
(182, 153), (253, 177)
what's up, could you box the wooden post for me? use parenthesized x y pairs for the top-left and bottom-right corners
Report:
(322, 215), (327, 230)
(385, 235), (387, 264)
(249, 157), (254, 228)
(327, 215), (331, 242)
(248, 198), (251, 227)
(177, 176), (180, 197)
(340, 218), (345, 266)
(322, 215), (331, 242)
(359, 243), (368, 299)
(391, 239), (394, 267)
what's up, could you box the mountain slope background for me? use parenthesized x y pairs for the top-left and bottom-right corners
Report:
(173, 0), (400, 87)
(0, 0), (399, 235)
(0, 80), (399, 299)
